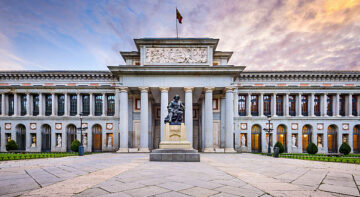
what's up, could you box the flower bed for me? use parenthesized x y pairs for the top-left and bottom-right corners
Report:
(0, 152), (86, 161)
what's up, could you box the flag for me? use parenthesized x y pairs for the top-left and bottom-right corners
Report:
(176, 8), (183, 24)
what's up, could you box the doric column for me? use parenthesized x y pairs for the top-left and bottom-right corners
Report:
(335, 93), (340, 117)
(139, 87), (149, 152)
(1, 93), (6, 116)
(160, 87), (169, 142)
(26, 93), (31, 116)
(89, 93), (94, 116)
(323, 93), (328, 116)
(204, 87), (215, 152)
(233, 88), (239, 118)
(348, 93), (353, 117)
(357, 95), (360, 116)
(118, 87), (129, 152)
(115, 89), (120, 117)
(259, 93), (264, 117)
(76, 93), (81, 116)
(272, 93), (277, 117)
(14, 93), (18, 116)
(297, 93), (302, 116)
(102, 93), (106, 116)
(310, 93), (315, 117)
(64, 93), (69, 116)
(246, 93), (252, 117)
(184, 87), (194, 147)
(225, 87), (235, 152)
(39, 93), (43, 116)
(51, 93), (56, 116)
(285, 93), (290, 117)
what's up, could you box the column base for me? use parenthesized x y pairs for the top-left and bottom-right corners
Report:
(203, 148), (215, 153)
(138, 148), (150, 153)
(117, 148), (129, 153)
(224, 148), (236, 153)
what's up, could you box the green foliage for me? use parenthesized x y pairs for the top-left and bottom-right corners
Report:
(71, 140), (81, 152)
(274, 141), (285, 153)
(6, 140), (18, 151)
(339, 142), (351, 155)
(306, 142), (318, 154)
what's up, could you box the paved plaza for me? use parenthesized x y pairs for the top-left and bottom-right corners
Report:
(0, 153), (359, 197)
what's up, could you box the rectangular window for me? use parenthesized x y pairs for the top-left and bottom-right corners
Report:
(289, 95), (296, 116)
(238, 95), (246, 116)
(352, 96), (357, 116)
(339, 95), (345, 116)
(20, 94), (27, 116)
(8, 94), (14, 116)
(33, 94), (39, 116)
(70, 94), (77, 116)
(58, 94), (65, 116)
(276, 95), (283, 116)
(301, 95), (308, 116)
(95, 95), (103, 116)
(45, 94), (52, 116)
(107, 94), (115, 116)
(327, 96), (333, 116)
(263, 95), (271, 116)
(314, 95), (321, 116)
(251, 95), (259, 116)
(82, 94), (90, 116)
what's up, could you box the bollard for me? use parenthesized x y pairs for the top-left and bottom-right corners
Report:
(78, 145), (84, 156)
(273, 147), (279, 158)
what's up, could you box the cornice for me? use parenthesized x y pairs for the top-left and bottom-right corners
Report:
(0, 71), (115, 81)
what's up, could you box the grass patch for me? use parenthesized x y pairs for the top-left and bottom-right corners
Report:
(0, 152), (91, 161)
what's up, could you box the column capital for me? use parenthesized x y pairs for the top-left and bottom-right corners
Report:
(204, 87), (214, 93)
(117, 86), (128, 92)
(225, 86), (235, 93)
(349, 93), (353, 96)
(139, 87), (149, 93)
(184, 87), (194, 92)
(160, 87), (170, 92)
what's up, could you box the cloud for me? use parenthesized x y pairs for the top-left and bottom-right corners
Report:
(0, 0), (359, 71)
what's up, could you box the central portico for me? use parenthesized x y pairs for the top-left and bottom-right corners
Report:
(108, 38), (244, 153)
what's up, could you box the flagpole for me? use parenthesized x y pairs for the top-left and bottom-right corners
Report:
(176, 7), (179, 38)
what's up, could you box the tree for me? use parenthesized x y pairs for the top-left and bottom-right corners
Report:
(339, 142), (351, 155)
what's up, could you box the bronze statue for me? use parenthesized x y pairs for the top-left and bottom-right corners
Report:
(164, 95), (184, 125)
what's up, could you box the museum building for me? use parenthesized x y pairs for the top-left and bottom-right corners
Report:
(0, 38), (359, 154)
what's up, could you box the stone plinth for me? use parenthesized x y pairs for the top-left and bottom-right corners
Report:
(150, 149), (200, 162)
(159, 123), (191, 149)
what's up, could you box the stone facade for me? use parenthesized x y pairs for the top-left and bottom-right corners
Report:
(0, 38), (359, 153)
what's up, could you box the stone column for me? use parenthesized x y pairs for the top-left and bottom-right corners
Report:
(335, 93), (340, 117)
(118, 87), (129, 152)
(357, 95), (360, 116)
(259, 93), (264, 117)
(64, 93), (69, 116)
(323, 93), (328, 116)
(51, 93), (56, 116)
(26, 93), (31, 116)
(39, 93), (43, 116)
(160, 87), (169, 142)
(225, 87), (235, 152)
(14, 93), (18, 116)
(139, 87), (149, 152)
(1, 93), (5, 116)
(76, 93), (81, 116)
(348, 93), (353, 117)
(184, 87), (194, 147)
(115, 89), (120, 117)
(310, 93), (315, 117)
(285, 93), (290, 117)
(102, 93), (106, 116)
(272, 93), (277, 117)
(204, 87), (215, 152)
(297, 93), (302, 117)
(233, 89), (239, 118)
(246, 93), (251, 117)
(89, 93), (94, 116)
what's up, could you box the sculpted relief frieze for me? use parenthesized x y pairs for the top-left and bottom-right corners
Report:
(145, 47), (208, 64)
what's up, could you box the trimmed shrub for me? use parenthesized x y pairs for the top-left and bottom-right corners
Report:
(6, 140), (18, 151)
(274, 141), (285, 153)
(306, 142), (318, 155)
(71, 140), (81, 152)
(339, 142), (351, 155)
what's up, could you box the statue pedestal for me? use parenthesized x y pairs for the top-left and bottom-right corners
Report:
(150, 123), (200, 162)
(159, 123), (191, 149)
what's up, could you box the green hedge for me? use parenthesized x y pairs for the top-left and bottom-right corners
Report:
(0, 152), (83, 161)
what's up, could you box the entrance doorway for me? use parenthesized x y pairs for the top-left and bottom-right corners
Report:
(67, 124), (77, 152)
(251, 125), (261, 152)
(92, 124), (102, 152)
(41, 124), (51, 152)
(16, 124), (26, 150)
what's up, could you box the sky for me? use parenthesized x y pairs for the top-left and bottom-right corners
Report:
(0, 0), (359, 71)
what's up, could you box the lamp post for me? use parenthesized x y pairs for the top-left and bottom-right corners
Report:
(77, 112), (88, 156)
(263, 115), (273, 156)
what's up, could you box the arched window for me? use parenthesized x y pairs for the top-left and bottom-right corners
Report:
(354, 126), (360, 153)
(16, 124), (26, 150)
(251, 125), (261, 152)
(277, 125), (287, 151)
(302, 125), (312, 152)
(238, 95), (246, 116)
(92, 124), (102, 152)
(328, 125), (337, 153)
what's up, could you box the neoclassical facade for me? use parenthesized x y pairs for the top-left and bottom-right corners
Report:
(0, 38), (359, 154)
